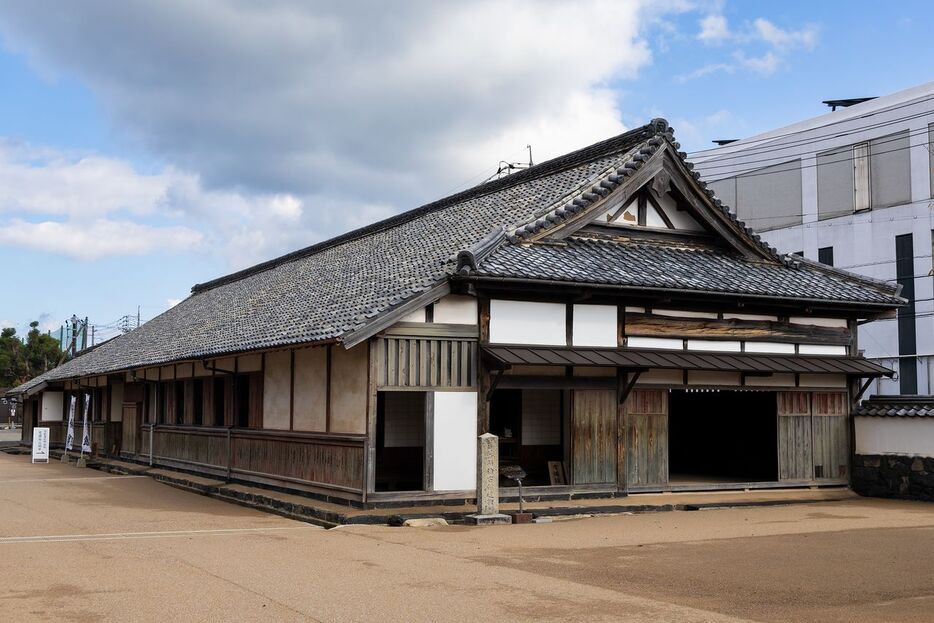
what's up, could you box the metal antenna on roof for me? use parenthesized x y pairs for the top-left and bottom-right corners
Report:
(483, 144), (534, 183)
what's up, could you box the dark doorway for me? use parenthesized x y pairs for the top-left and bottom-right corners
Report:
(669, 389), (778, 484)
(490, 388), (566, 486)
(375, 391), (426, 492)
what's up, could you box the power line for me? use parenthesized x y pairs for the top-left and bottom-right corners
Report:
(690, 92), (934, 158)
(734, 196), (934, 225)
(694, 123), (933, 175)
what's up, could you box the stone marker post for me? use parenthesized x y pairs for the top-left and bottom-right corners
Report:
(466, 433), (510, 525)
(477, 433), (499, 515)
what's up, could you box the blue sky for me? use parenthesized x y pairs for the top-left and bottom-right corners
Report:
(0, 1), (931, 343)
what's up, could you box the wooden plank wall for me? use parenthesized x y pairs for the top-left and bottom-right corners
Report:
(571, 390), (617, 484)
(778, 392), (812, 480)
(376, 337), (477, 389)
(812, 392), (848, 480)
(122, 404), (139, 453)
(625, 389), (668, 486)
(139, 427), (366, 492)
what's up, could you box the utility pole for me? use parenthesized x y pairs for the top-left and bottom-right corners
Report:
(137, 306), (141, 329)
(91, 325), (95, 347)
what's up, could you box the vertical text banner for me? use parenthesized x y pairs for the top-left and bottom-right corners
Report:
(81, 394), (92, 454)
(65, 395), (76, 451)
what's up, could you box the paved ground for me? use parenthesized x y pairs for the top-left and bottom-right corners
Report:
(1, 452), (932, 622)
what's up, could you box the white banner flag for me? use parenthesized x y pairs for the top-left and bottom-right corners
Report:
(81, 394), (92, 454)
(65, 395), (76, 451)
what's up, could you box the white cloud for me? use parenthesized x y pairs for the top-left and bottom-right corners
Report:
(166, 298), (182, 308)
(0, 0), (677, 269)
(0, 218), (203, 260)
(735, 50), (782, 75)
(753, 18), (818, 51)
(698, 14), (729, 44)
(682, 14), (819, 80)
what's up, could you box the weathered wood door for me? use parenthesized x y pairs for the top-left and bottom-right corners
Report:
(625, 389), (668, 487)
(778, 392), (812, 481)
(811, 392), (849, 481)
(122, 404), (139, 455)
(572, 390), (617, 484)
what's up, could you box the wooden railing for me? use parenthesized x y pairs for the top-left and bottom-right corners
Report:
(139, 425), (366, 493)
(43, 421), (122, 456)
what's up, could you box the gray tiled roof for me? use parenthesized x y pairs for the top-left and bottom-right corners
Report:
(855, 395), (934, 418)
(472, 236), (903, 306)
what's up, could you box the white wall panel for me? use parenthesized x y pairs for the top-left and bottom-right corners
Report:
(572, 304), (617, 347)
(744, 342), (796, 354)
(799, 344), (848, 356)
(432, 391), (478, 491)
(799, 373), (847, 387)
(433, 295), (478, 324)
(686, 340), (741, 352)
(41, 391), (63, 422)
(627, 337), (682, 350)
(489, 300), (565, 346)
(856, 417), (934, 457)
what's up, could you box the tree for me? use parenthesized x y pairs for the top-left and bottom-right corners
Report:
(0, 322), (67, 388)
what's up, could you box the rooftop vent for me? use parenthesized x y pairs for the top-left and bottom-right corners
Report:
(823, 97), (876, 111)
(711, 139), (738, 146)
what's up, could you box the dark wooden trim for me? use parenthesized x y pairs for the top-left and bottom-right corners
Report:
(380, 322), (479, 339)
(479, 298), (490, 344)
(565, 302), (573, 346)
(497, 375), (616, 390)
(424, 391), (434, 492)
(365, 339), (378, 497)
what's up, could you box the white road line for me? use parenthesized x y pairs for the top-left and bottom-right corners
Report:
(0, 526), (319, 544)
(0, 475), (145, 484)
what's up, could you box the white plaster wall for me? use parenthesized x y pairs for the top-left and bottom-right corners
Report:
(789, 317), (849, 328)
(432, 391), (478, 491)
(572, 304), (617, 347)
(627, 337), (682, 350)
(687, 340), (741, 352)
(433, 295), (478, 324)
(41, 391), (63, 422)
(856, 417), (934, 457)
(489, 300), (565, 346)
(744, 342), (795, 354)
(799, 344), (848, 356)
(399, 307), (426, 323)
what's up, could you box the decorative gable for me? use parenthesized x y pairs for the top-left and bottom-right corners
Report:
(508, 134), (778, 262)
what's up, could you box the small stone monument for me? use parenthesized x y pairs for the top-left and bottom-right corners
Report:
(465, 433), (510, 525)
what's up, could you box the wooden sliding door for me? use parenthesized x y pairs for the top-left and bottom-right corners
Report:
(571, 390), (616, 484)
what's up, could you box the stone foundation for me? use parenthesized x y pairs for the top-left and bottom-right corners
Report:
(852, 454), (934, 502)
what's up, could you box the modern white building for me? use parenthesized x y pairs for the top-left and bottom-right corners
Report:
(690, 82), (934, 396)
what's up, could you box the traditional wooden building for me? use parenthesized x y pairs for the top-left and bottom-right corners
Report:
(8, 119), (902, 506)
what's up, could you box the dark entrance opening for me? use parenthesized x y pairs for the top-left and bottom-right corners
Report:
(669, 389), (778, 484)
(375, 391), (426, 492)
(490, 389), (566, 487)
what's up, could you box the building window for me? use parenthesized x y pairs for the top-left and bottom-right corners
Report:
(818, 246), (834, 267)
(853, 142), (870, 212)
(896, 233), (918, 394)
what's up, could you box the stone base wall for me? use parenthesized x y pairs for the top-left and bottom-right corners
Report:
(853, 454), (934, 502)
